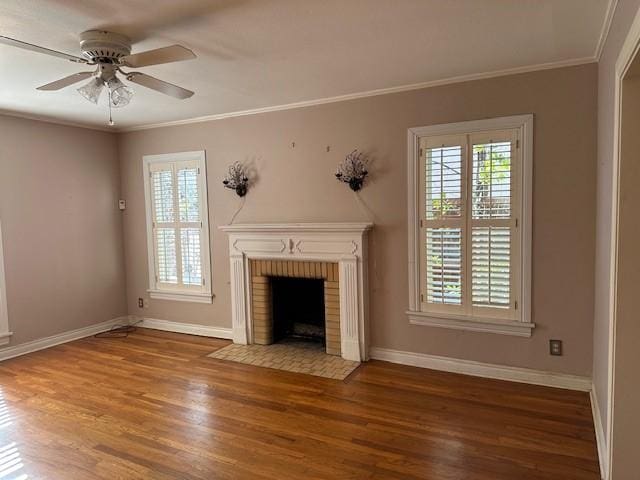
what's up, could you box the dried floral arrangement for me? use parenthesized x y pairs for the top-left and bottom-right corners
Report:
(335, 149), (368, 191)
(222, 162), (249, 197)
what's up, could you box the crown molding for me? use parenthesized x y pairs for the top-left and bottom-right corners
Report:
(0, 56), (598, 134)
(596, 0), (619, 61)
(0, 109), (112, 133)
(119, 56), (596, 133)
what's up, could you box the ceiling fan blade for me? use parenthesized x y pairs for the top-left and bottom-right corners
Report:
(0, 35), (87, 63)
(126, 72), (194, 99)
(121, 45), (195, 68)
(36, 72), (95, 91)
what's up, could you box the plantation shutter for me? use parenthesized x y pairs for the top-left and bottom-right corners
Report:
(420, 129), (520, 321)
(420, 135), (466, 314)
(469, 131), (519, 319)
(151, 165), (177, 285)
(149, 159), (205, 291)
(177, 164), (203, 286)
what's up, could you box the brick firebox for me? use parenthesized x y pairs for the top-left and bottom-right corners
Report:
(250, 259), (341, 356)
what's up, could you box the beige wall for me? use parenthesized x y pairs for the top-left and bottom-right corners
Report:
(0, 115), (126, 345)
(593, 0), (640, 446)
(119, 63), (597, 376)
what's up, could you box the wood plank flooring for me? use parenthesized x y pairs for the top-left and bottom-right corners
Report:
(0, 328), (600, 479)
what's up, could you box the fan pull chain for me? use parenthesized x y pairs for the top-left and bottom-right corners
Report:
(108, 88), (114, 126)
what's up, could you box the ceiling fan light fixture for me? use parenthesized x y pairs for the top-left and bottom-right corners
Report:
(77, 77), (104, 104)
(106, 76), (133, 108)
(1, 31), (196, 125)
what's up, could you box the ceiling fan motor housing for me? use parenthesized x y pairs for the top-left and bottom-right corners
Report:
(79, 30), (131, 63)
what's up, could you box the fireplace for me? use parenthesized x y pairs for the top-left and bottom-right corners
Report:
(220, 223), (373, 361)
(250, 260), (342, 355)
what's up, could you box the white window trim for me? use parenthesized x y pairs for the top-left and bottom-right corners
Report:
(0, 220), (12, 346)
(143, 151), (213, 304)
(407, 115), (534, 337)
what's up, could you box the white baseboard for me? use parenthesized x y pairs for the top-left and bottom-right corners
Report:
(0, 316), (130, 362)
(134, 316), (233, 339)
(369, 347), (592, 391)
(590, 387), (607, 479)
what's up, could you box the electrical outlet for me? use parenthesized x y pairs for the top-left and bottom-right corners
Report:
(549, 339), (563, 356)
(143, 298), (149, 309)
(138, 297), (144, 308)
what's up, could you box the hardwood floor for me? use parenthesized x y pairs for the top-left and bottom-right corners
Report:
(0, 328), (599, 479)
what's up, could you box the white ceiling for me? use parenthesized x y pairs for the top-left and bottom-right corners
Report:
(0, 0), (612, 130)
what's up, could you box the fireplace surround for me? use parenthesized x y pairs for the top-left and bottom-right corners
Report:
(250, 259), (340, 355)
(219, 223), (373, 362)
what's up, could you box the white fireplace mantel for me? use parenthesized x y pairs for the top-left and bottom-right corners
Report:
(219, 223), (373, 361)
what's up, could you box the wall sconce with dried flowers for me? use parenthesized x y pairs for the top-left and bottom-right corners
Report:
(335, 149), (368, 191)
(222, 162), (249, 197)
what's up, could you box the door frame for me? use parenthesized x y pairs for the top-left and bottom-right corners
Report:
(606, 7), (640, 479)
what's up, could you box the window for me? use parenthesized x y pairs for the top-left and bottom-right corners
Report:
(407, 116), (533, 336)
(143, 151), (212, 303)
(0, 220), (11, 345)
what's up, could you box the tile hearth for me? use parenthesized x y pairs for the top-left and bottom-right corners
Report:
(208, 340), (360, 380)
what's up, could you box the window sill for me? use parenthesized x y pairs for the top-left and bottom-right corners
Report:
(0, 332), (13, 347)
(407, 311), (534, 337)
(148, 290), (213, 304)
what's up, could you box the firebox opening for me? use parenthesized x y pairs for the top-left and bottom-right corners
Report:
(271, 277), (325, 344)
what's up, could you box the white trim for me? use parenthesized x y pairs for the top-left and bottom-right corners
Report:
(407, 115), (534, 335)
(0, 317), (129, 361)
(134, 316), (233, 339)
(147, 290), (213, 304)
(595, 0), (620, 61)
(121, 58), (594, 133)
(219, 223), (373, 234)
(407, 311), (534, 337)
(591, 387), (607, 479)
(0, 108), (112, 132)
(370, 347), (592, 392)
(0, 221), (11, 345)
(604, 8), (640, 479)
(409, 115), (534, 138)
(142, 150), (212, 301)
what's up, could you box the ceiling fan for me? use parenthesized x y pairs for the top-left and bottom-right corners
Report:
(0, 30), (196, 125)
